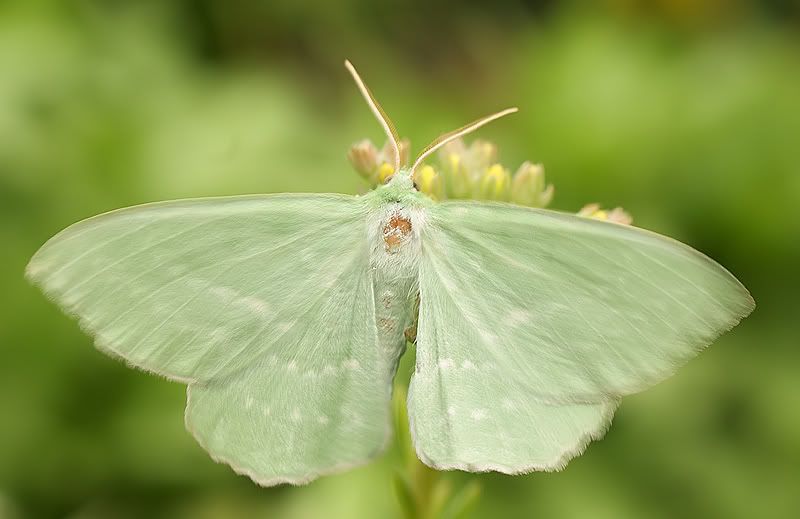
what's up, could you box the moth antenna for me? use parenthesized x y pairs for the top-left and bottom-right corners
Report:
(411, 107), (518, 174)
(344, 60), (401, 171)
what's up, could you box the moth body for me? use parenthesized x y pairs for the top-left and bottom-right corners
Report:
(366, 171), (427, 369)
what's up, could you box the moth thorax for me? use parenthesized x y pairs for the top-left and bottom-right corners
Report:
(383, 214), (412, 253)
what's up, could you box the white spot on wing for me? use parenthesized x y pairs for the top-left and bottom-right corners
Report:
(290, 408), (302, 422)
(461, 359), (476, 370)
(503, 309), (531, 328)
(276, 321), (294, 334)
(209, 328), (228, 342)
(211, 286), (237, 301)
(478, 330), (498, 346)
(240, 295), (271, 315)
(438, 358), (454, 369)
(317, 414), (330, 425)
(470, 409), (488, 421)
(245, 396), (254, 409)
(343, 359), (360, 370)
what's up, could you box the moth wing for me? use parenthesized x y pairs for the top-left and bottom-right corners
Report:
(409, 374), (618, 472)
(29, 193), (403, 484)
(27, 194), (370, 382)
(185, 258), (396, 485)
(409, 200), (753, 471)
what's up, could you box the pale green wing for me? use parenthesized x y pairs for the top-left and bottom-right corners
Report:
(409, 200), (753, 471)
(409, 371), (618, 472)
(26, 194), (370, 382)
(27, 194), (403, 485)
(186, 252), (397, 485)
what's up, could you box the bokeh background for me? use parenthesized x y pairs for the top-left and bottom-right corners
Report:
(1, 0), (799, 518)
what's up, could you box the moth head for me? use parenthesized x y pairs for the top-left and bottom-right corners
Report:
(381, 169), (415, 189)
(345, 59), (518, 195)
(373, 168), (422, 205)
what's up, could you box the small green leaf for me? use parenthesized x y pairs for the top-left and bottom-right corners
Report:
(442, 480), (482, 519)
(393, 471), (417, 519)
(393, 384), (414, 465)
(428, 478), (453, 519)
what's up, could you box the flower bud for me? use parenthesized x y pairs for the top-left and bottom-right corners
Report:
(578, 203), (632, 225)
(413, 164), (444, 199)
(577, 203), (600, 217)
(469, 140), (498, 171)
(378, 138), (411, 168)
(441, 151), (473, 198)
(347, 139), (379, 183)
(377, 162), (395, 184)
(606, 207), (633, 225)
(476, 163), (511, 201)
(510, 162), (554, 208)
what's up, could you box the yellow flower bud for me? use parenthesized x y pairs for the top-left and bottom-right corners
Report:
(476, 163), (511, 201)
(441, 152), (473, 198)
(413, 165), (444, 199)
(510, 162), (553, 208)
(377, 162), (394, 184)
(578, 203), (599, 217)
(578, 203), (632, 225)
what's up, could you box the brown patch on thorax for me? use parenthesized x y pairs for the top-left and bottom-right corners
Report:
(383, 215), (412, 253)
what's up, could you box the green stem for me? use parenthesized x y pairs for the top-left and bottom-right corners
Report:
(392, 384), (481, 519)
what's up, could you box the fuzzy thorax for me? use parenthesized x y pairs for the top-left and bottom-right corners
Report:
(368, 169), (434, 209)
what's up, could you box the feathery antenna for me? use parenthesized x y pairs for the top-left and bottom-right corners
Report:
(344, 60), (401, 172)
(411, 108), (518, 173)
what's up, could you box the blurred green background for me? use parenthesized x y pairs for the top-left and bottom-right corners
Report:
(1, 0), (799, 517)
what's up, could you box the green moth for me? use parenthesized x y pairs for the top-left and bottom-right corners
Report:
(26, 60), (754, 486)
